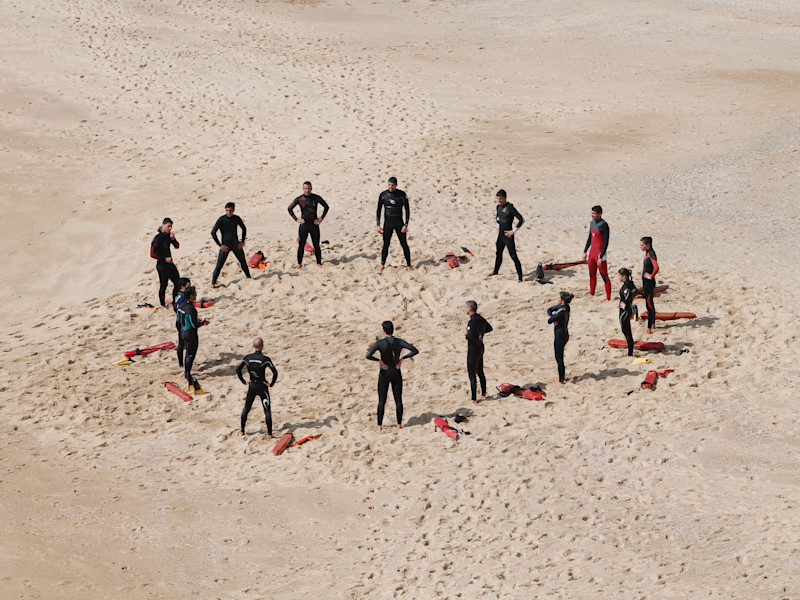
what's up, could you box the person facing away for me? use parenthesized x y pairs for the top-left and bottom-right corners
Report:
(465, 300), (493, 403)
(288, 181), (329, 268)
(547, 291), (574, 384)
(582, 205), (611, 301)
(640, 236), (660, 334)
(617, 268), (637, 356)
(490, 189), (524, 282)
(236, 337), (278, 438)
(173, 277), (192, 367)
(365, 320), (419, 432)
(376, 176), (412, 271)
(150, 217), (181, 306)
(211, 202), (251, 287)
(178, 286), (209, 395)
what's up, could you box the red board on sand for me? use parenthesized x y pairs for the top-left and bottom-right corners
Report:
(635, 284), (669, 298)
(125, 342), (176, 358)
(641, 370), (658, 389)
(292, 434), (322, 447)
(165, 381), (192, 402)
(248, 251), (265, 267)
(608, 339), (665, 351)
(272, 432), (294, 455)
(434, 417), (458, 439)
(640, 311), (695, 321)
(497, 382), (545, 401)
(542, 260), (587, 271)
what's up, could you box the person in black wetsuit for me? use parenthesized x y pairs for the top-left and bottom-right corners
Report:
(211, 202), (251, 287)
(288, 181), (329, 268)
(490, 189), (524, 281)
(150, 218), (181, 306)
(617, 268), (637, 356)
(236, 337), (278, 438)
(465, 300), (493, 403)
(640, 236), (659, 334)
(365, 320), (419, 431)
(177, 286), (209, 395)
(377, 176), (412, 271)
(547, 291), (573, 383)
(173, 277), (192, 367)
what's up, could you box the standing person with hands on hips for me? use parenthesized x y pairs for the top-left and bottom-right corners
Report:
(288, 181), (329, 268)
(640, 236), (659, 334)
(489, 189), (525, 282)
(376, 176), (412, 271)
(211, 202), (251, 288)
(366, 321), (419, 432)
(465, 300), (493, 403)
(236, 338), (278, 438)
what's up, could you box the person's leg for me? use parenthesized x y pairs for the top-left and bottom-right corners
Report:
(241, 385), (256, 432)
(476, 348), (487, 396)
(467, 348), (478, 401)
(391, 370), (404, 427)
(492, 232), (504, 274)
(396, 227), (411, 267)
(157, 262), (169, 306)
(381, 226), (393, 265)
(644, 281), (656, 330)
(506, 236), (523, 281)
(588, 255), (598, 296)
(554, 334), (566, 382)
(232, 247), (251, 279)
(297, 225), (309, 265)
(184, 336), (198, 386)
(620, 313), (634, 356)
(310, 224), (322, 264)
(260, 387), (273, 436)
(376, 371), (390, 427)
(212, 249), (230, 285)
(167, 263), (181, 304)
(176, 321), (184, 367)
(599, 259), (611, 300)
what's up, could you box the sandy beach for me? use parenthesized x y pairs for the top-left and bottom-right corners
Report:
(2, 0), (799, 598)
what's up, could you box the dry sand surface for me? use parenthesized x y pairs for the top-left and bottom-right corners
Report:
(2, 0), (800, 598)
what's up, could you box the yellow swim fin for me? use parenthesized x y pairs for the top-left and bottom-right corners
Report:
(114, 358), (134, 365)
(632, 357), (652, 365)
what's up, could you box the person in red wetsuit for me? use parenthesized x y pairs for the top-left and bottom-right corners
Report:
(640, 236), (659, 334)
(581, 205), (611, 300)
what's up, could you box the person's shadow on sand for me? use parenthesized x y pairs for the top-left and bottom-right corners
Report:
(405, 408), (474, 428)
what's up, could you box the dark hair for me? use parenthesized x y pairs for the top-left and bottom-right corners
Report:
(162, 217), (173, 225)
(382, 320), (394, 335)
(388, 176), (398, 184)
(184, 285), (197, 299)
(496, 189), (507, 198)
(225, 202), (235, 210)
(465, 300), (478, 312)
(560, 291), (574, 304)
(640, 236), (653, 247)
(179, 278), (192, 289)
(303, 181), (312, 187)
(618, 268), (632, 278)
(591, 205), (603, 214)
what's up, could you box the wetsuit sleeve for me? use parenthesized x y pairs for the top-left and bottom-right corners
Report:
(366, 340), (381, 361)
(547, 306), (565, 323)
(150, 237), (160, 260)
(465, 321), (478, 344)
(288, 198), (299, 221)
(171, 237), (179, 249)
(211, 217), (223, 246)
(403, 193), (410, 226)
(484, 318), (493, 334)
(376, 195), (383, 227)
(237, 216), (246, 242)
(236, 360), (247, 384)
(583, 231), (592, 254)
(511, 206), (524, 231)
(649, 251), (659, 277)
(600, 221), (609, 259)
(318, 197), (329, 219)
(267, 359), (278, 387)
(399, 339), (419, 360)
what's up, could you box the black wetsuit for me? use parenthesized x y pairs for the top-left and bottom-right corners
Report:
(493, 202), (524, 281)
(288, 193), (330, 265)
(174, 290), (187, 367)
(178, 302), (204, 386)
(643, 248), (659, 329)
(466, 313), (493, 401)
(366, 336), (419, 426)
(377, 189), (411, 267)
(150, 229), (181, 306)
(236, 351), (278, 435)
(211, 214), (251, 285)
(619, 279), (637, 356)
(547, 303), (570, 383)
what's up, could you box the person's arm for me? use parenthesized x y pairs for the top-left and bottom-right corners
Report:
(318, 197), (329, 219)
(484, 318), (493, 334)
(547, 306), (565, 323)
(403, 193), (410, 227)
(599, 221), (609, 260)
(237, 216), (247, 243)
(211, 217), (222, 246)
(512, 206), (525, 232)
(583, 231), (592, 254)
(288, 198), (299, 221)
(366, 340), (381, 361)
(267, 359), (278, 387)
(649, 251), (659, 278)
(399, 339), (419, 360)
(150, 237), (160, 260)
(376, 195), (383, 227)
(465, 320), (477, 343)
(236, 360), (247, 385)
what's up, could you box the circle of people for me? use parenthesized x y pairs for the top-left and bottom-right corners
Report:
(149, 179), (660, 435)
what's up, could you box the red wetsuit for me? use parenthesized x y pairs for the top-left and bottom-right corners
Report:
(583, 218), (610, 300)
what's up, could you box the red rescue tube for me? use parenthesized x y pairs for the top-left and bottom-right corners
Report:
(248, 251), (265, 268)
(641, 370), (658, 389)
(125, 342), (176, 358)
(640, 311), (695, 321)
(635, 284), (669, 298)
(272, 432), (294, 455)
(292, 434), (322, 447)
(165, 381), (192, 402)
(542, 260), (587, 271)
(446, 253), (459, 268)
(434, 417), (458, 439)
(608, 339), (665, 351)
